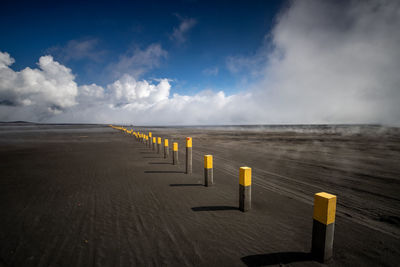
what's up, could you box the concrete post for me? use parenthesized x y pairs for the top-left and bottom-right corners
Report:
(152, 137), (156, 151)
(173, 142), (178, 165)
(239, 167), (251, 212)
(164, 139), (169, 158)
(186, 137), (192, 174)
(312, 192), (337, 263)
(157, 137), (162, 154)
(204, 155), (213, 186)
(149, 132), (152, 148)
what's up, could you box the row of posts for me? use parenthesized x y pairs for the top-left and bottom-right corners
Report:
(110, 125), (337, 263)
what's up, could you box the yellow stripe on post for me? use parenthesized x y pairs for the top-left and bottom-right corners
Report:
(313, 192), (337, 225)
(164, 139), (168, 146)
(149, 132), (152, 138)
(239, 167), (251, 186)
(173, 142), (178, 151)
(153, 137), (156, 143)
(186, 137), (192, 147)
(157, 137), (161, 144)
(204, 155), (213, 169)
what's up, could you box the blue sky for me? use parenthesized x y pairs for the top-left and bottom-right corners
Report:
(1, 0), (283, 95)
(0, 0), (399, 125)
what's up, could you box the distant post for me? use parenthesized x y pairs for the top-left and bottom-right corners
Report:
(186, 137), (192, 174)
(164, 139), (169, 158)
(149, 132), (152, 148)
(204, 155), (213, 186)
(239, 167), (251, 212)
(312, 192), (337, 263)
(153, 137), (156, 151)
(173, 142), (178, 165)
(157, 137), (161, 154)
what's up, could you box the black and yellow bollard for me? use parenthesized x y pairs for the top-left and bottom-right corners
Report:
(164, 139), (169, 158)
(157, 137), (162, 154)
(204, 155), (213, 186)
(239, 167), (251, 212)
(153, 137), (156, 151)
(173, 142), (178, 165)
(146, 136), (149, 147)
(186, 137), (192, 174)
(311, 192), (337, 263)
(149, 132), (152, 148)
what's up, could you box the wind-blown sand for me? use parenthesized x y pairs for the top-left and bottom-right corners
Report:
(0, 123), (399, 266)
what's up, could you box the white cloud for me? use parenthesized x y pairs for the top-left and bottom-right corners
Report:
(47, 38), (105, 62)
(107, 74), (170, 108)
(107, 43), (167, 79)
(251, 0), (400, 124)
(0, 52), (78, 120)
(202, 67), (219, 76)
(170, 16), (197, 44)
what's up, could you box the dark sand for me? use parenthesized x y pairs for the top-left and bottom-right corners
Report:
(0, 123), (399, 266)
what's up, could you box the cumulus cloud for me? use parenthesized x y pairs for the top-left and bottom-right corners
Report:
(1, 0), (399, 125)
(107, 74), (171, 108)
(0, 52), (78, 119)
(170, 15), (197, 44)
(107, 43), (167, 79)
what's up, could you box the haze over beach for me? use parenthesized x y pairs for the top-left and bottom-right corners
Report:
(1, 1), (400, 267)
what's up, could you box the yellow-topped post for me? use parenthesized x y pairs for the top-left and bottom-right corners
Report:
(173, 142), (178, 165)
(152, 137), (156, 151)
(157, 137), (162, 154)
(186, 137), (192, 174)
(239, 167), (251, 212)
(204, 155), (213, 186)
(149, 132), (153, 148)
(164, 139), (169, 158)
(312, 192), (337, 263)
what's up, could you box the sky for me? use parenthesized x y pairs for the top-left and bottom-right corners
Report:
(0, 0), (399, 125)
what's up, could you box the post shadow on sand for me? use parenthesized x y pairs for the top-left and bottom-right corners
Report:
(144, 170), (185, 174)
(191, 206), (238, 211)
(148, 162), (171, 165)
(241, 252), (313, 266)
(143, 156), (161, 159)
(170, 184), (203, 187)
